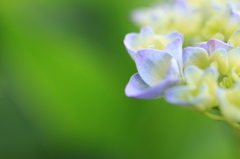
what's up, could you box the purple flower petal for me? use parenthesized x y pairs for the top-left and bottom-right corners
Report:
(164, 58), (181, 79)
(229, 3), (240, 20)
(165, 85), (195, 106)
(125, 73), (180, 99)
(196, 42), (208, 53)
(197, 39), (233, 55)
(163, 37), (183, 67)
(164, 31), (183, 43)
(174, 0), (189, 10)
(124, 33), (139, 58)
(139, 27), (154, 39)
(134, 49), (172, 86)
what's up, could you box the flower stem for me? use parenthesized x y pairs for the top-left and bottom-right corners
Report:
(204, 112), (225, 121)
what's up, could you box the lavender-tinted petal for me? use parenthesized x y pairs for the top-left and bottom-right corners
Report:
(124, 33), (138, 58)
(134, 49), (172, 86)
(197, 42), (208, 53)
(164, 58), (181, 79)
(165, 86), (194, 106)
(197, 39), (233, 54)
(164, 31), (183, 42)
(139, 27), (154, 39)
(174, 0), (189, 10)
(125, 73), (180, 99)
(207, 39), (233, 55)
(163, 37), (183, 67)
(229, 3), (240, 20)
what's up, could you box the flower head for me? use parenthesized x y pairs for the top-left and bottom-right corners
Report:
(125, 38), (183, 99)
(131, 0), (201, 45)
(124, 0), (240, 129)
(130, 0), (240, 46)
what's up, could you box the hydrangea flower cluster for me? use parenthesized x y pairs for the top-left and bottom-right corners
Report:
(131, 0), (240, 46)
(124, 0), (240, 129)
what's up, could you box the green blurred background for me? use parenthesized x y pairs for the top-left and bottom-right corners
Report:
(0, 0), (239, 158)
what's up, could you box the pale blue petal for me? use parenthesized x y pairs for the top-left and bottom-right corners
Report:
(165, 85), (195, 106)
(196, 42), (208, 54)
(164, 31), (183, 42)
(229, 4), (240, 20)
(164, 58), (181, 79)
(174, 0), (189, 10)
(134, 49), (172, 86)
(163, 37), (183, 67)
(124, 33), (138, 58)
(139, 26), (155, 40)
(125, 73), (180, 99)
(198, 39), (233, 55)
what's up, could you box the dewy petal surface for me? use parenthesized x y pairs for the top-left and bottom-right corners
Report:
(125, 73), (180, 99)
(134, 49), (172, 86)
